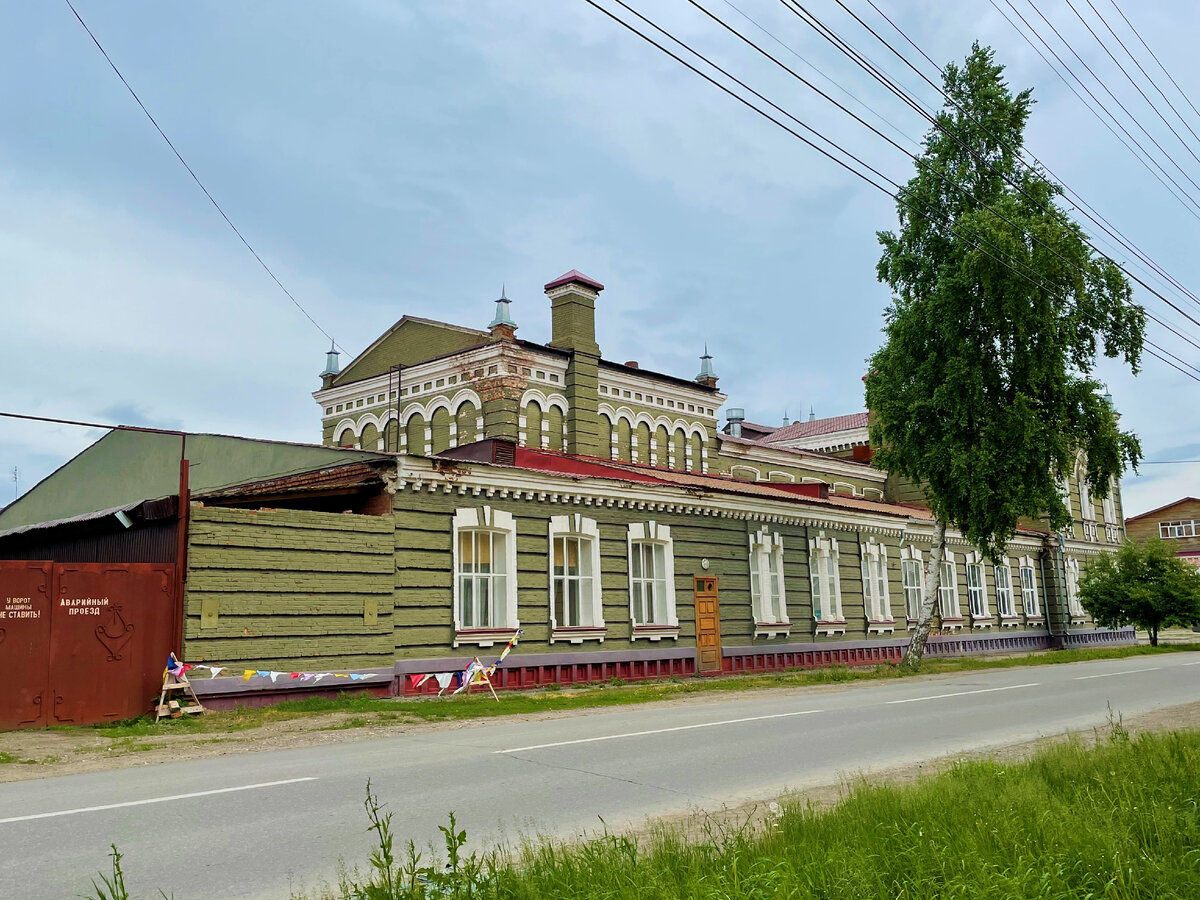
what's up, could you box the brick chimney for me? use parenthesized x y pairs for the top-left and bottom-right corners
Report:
(544, 270), (604, 457)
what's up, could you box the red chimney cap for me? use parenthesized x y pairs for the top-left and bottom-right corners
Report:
(544, 269), (605, 293)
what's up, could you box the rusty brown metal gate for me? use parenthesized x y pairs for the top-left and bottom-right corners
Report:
(0, 561), (176, 730)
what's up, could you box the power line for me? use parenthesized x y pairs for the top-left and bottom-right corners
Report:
(62, 0), (345, 355)
(582, 1), (1188, 388)
(1064, 0), (1200, 166)
(1108, 0), (1200, 127)
(845, 0), (1200, 350)
(775, 0), (1200, 346)
(1082, 0), (1200, 149)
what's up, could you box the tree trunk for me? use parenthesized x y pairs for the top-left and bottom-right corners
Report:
(902, 518), (947, 668)
(1149, 624), (1158, 647)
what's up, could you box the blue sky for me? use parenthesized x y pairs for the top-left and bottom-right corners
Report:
(2, 1), (1198, 516)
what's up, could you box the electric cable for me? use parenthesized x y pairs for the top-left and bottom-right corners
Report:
(62, 0), (346, 355)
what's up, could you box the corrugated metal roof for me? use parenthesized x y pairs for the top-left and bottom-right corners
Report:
(764, 412), (870, 443)
(195, 461), (386, 499)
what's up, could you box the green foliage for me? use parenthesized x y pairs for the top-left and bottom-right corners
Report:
(867, 43), (1143, 559)
(288, 730), (1200, 899)
(1080, 539), (1200, 644)
(89, 845), (130, 900)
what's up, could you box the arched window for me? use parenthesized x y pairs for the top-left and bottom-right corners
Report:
(616, 418), (633, 463)
(383, 419), (400, 453)
(599, 415), (615, 460)
(430, 407), (452, 454)
(546, 405), (565, 452)
(654, 425), (670, 468)
(808, 531), (844, 625)
(523, 401), (543, 449)
(634, 422), (652, 465)
(337, 427), (356, 448)
(671, 428), (687, 470)
(861, 540), (893, 625)
(455, 401), (480, 446)
(405, 413), (427, 456)
(688, 432), (703, 473)
(359, 422), (380, 452)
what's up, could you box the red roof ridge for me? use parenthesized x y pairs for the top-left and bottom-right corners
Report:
(544, 269), (605, 292)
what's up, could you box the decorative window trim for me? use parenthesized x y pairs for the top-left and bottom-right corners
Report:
(1065, 556), (1085, 620)
(994, 557), (1018, 622)
(548, 514), (606, 644)
(964, 550), (991, 627)
(750, 528), (789, 637)
(452, 506), (519, 647)
(627, 521), (679, 639)
(1101, 480), (1117, 526)
(809, 530), (845, 633)
(899, 544), (923, 627)
(861, 538), (894, 632)
(938, 550), (963, 628)
(1017, 554), (1042, 621)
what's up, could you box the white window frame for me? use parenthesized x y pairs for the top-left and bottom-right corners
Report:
(808, 531), (845, 632)
(1159, 520), (1198, 539)
(938, 550), (962, 624)
(627, 521), (678, 639)
(548, 514), (605, 643)
(899, 545), (923, 624)
(1018, 554), (1041, 619)
(1101, 480), (1117, 525)
(994, 558), (1017, 622)
(964, 551), (990, 625)
(1065, 556), (1085, 618)
(1076, 457), (1095, 521)
(860, 539), (894, 631)
(452, 506), (519, 647)
(749, 529), (789, 633)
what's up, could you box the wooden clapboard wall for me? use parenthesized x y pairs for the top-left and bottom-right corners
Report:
(182, 506), (394, 670)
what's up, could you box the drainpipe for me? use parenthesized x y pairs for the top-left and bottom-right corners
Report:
(1037, 551), (1057, 649)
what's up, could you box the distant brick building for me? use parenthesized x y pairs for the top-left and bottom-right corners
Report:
(1125, 497), (1200, 568)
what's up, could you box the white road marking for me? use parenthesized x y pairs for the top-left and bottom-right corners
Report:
(495, 709), (823, 754)
(0, 777), (318, 825)
(1075, 667), (1162, 680)
(886, 683), (1040, 705)
(1182, 661), (1200, 666)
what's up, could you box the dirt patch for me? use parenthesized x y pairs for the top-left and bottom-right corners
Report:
(1, 665), (1195, 785)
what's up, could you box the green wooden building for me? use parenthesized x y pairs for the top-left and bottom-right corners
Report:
(0, 270), (1132, 705)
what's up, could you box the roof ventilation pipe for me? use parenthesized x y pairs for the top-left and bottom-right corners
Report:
(726, 407), (745, 438)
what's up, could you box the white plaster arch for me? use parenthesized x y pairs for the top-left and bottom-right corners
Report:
(399, 405), (429, 426)
(766, 471), (796, 483)
(729, 465), (761, 482)
(600, 403), (637, 425)
(520, 388), (568, 413)
(333, 418), (359, 440)
(448, 388), (483, 415)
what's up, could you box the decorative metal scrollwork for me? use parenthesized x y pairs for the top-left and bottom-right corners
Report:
(95, 606), (135, 661)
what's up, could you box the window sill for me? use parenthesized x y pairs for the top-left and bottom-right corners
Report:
(971, 620), (993, 629)
(940, 618), (965, 631)
(814, 620), (847, 636)
(1025, 616), (1045, 625)
(754, 622), (791, 639)
(550, 626), (607, 645)
(867, 620), (896, 634)
(453, 627), (519, 649)
(631, 624), (679, 642)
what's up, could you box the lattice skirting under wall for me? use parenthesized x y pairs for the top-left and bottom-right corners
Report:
(393, 627), (1136, 695)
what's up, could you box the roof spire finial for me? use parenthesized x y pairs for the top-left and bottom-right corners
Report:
(782, 408), (790, 427)
(489, 283), (517, 331)
(696, 344), (717, 386)
(808, 405), (815, 422)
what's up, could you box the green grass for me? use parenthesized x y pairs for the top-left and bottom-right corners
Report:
(0, 750), (61, 765)
(48, 641), (1200, 741)
(481, 728), (1200, 899)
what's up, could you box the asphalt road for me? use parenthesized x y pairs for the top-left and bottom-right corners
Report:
(2, 651), (1199, 899)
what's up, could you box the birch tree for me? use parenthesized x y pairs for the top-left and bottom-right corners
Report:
(865, 44), (1143, 666)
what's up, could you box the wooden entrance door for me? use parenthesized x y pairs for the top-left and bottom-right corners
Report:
(694, 575), (722, 674)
